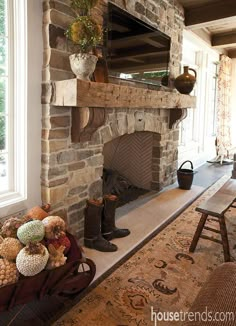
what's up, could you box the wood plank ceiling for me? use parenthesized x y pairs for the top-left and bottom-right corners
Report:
(178, 0), (236, 58)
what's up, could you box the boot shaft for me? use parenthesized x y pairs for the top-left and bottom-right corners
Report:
(102, 194), (131, 240)
(84, 199), (103, 238)
(102, 195), (118, 231)
(84, 199), (118, 252)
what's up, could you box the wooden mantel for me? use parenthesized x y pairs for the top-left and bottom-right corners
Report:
(50, 79), (196, 142)
(51, 79), (196, 109)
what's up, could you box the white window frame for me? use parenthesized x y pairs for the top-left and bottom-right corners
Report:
(0, 0), (41, 217)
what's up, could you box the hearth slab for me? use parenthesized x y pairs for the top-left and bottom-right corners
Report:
(83, 184), (204, 281)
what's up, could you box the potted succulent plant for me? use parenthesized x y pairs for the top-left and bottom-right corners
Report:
(66, 0), (103, 80)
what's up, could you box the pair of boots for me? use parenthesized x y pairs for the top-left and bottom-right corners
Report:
(84, 195), (130, 252)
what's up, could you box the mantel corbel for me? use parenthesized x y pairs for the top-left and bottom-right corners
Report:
(169, 108), (188, 129)
(71, 107), (105, 142)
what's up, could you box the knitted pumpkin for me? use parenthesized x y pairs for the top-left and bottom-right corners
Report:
(0, 258), (19, 287)
(17, 220), (45, 245)
(42, 216), (66, 240)
(16, 243), (49, 276)
(0, 236), (23, 261)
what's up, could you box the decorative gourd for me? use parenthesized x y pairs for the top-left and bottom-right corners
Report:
(0, 236), (23, 261)
(46, 244), (67, 270)
(16, 243), (49, 276)
(46, 235), (71, 254)
(26, 204), (50, 221)
(17, 220), (45, 245)
(42, 216), (66, 240)
(1, 217), (25, 238)
(0, 259), (19, 287)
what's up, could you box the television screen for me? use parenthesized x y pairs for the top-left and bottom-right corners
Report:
(106, 3), (171, 87)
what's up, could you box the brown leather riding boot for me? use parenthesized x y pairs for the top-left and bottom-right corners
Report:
(102, 195), (130, 240)
(84, 199), (117, 252)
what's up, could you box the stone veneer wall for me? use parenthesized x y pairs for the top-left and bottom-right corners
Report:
(41, 0), (184, 239)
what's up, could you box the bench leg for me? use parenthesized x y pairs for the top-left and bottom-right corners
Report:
(189, 213), (208, 253)
(219, 217), (230, 262)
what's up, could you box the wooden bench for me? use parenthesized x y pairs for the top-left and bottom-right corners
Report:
(189, 178), (236, 262)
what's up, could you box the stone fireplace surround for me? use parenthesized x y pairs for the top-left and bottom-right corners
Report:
(42, 0), (194, 240)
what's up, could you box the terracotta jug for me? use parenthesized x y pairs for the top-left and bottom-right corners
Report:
(174, 66), (197, 94)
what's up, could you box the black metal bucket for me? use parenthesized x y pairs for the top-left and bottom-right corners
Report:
(177, 160), (194, 190)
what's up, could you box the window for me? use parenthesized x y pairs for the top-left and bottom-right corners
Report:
(178, 30), (219, 167)
(0, 0), (27, 206)
(0, 0), (41, 217)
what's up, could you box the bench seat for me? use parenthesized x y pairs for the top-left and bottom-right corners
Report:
(189, 178), (236, 262)
(196, 179), (236, 218)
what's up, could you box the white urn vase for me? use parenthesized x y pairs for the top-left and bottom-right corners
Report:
(69, 53), (98, 81)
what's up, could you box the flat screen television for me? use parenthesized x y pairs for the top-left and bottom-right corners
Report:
(105, 3), (171, 87)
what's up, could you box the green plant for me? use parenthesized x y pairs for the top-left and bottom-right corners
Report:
(65, 16), (102, 53)
(70, 0), (99, 15)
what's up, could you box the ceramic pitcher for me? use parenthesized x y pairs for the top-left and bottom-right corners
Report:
(174, 66), (197, 94)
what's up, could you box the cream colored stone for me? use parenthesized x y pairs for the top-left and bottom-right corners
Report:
(42, 185), (69, 205)
(134, 111), (145, 131)
(42, 140), (69, 153)
(117, 116), (128, 135)
(127, 113), (135, 134)
(65, 195), (80, 207)
(69, 167), (98, 188)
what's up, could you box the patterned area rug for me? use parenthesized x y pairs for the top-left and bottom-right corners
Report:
(55, 176), (236, 326)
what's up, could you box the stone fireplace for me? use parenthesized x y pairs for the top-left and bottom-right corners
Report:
(42, 0), (195, 240)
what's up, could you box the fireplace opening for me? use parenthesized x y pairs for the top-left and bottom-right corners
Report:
(102, 168), (149, 207)
(102, 131), (162, 206)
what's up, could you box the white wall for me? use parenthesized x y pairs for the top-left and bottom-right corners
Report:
(26, 0), (42, 208)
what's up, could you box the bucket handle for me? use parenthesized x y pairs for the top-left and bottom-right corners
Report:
(179, 160), (193, 170)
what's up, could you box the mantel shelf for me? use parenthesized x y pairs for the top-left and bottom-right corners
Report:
(50, 79), (196, 142)
(51, 79), (196, 109)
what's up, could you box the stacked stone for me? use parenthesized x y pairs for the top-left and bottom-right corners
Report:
(41, 0), (185, 241)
